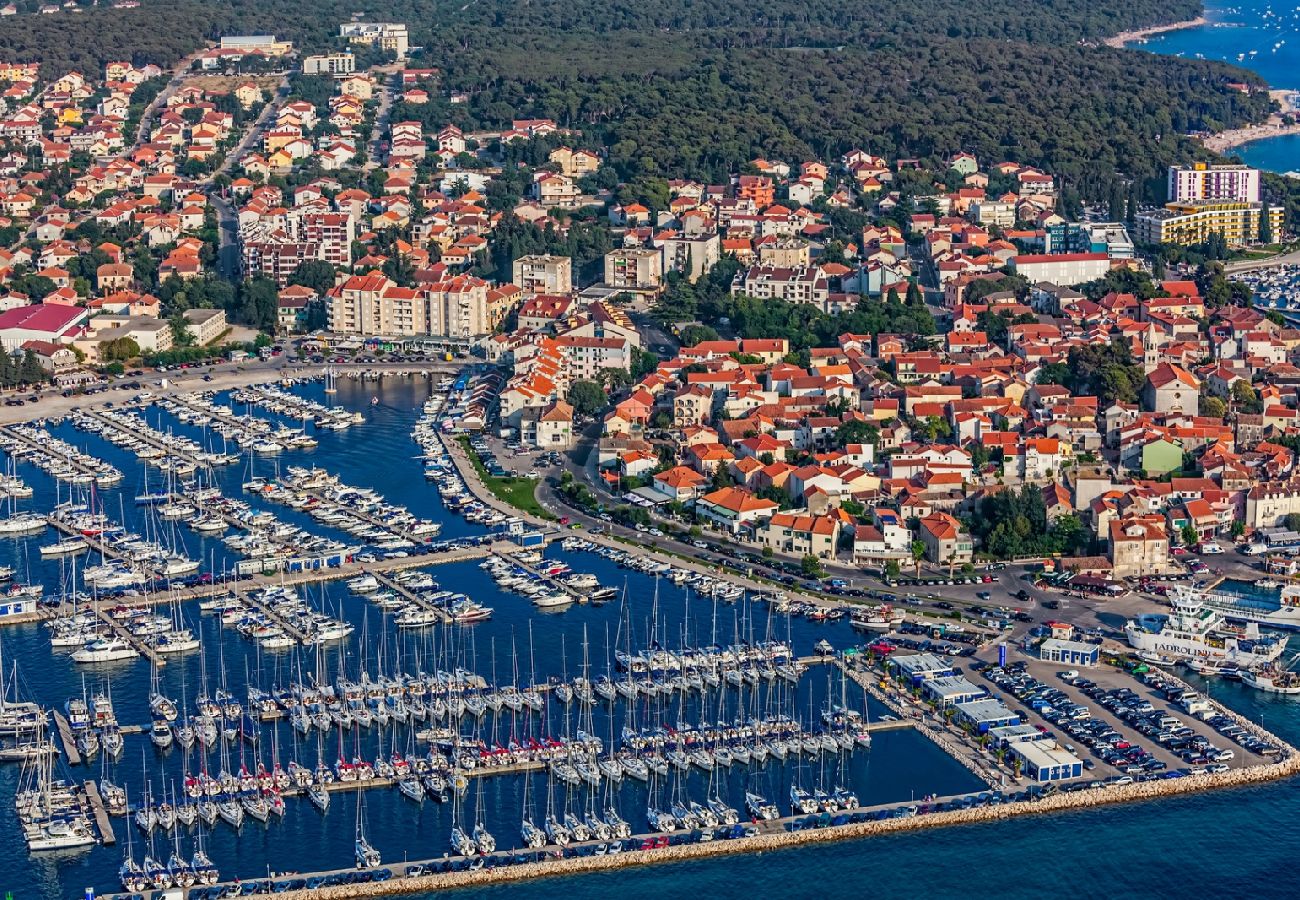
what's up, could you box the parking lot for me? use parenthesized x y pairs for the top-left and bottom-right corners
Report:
(979, 657), (1279, 785)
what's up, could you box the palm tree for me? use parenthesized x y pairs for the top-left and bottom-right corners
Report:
(910, 539), (926, 576)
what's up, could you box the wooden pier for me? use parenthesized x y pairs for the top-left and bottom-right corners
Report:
(83, 779), (116, 844)
(51, 710), (82, 766)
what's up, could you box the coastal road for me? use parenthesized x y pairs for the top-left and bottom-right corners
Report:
(1224, 246), (1300, 274)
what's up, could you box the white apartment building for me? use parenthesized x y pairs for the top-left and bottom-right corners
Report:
(1167, 163), (1260, 204)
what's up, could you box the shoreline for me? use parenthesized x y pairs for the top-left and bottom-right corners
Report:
(1102, 16), (1207, 49)
(1202, 117), (1300, 154)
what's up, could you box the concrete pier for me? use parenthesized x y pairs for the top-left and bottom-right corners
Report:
(369, 571), (451, 623)
(90, 603), (166, 667)
(1, 425), (104, 481)
(94, 741), (1300, 900)
(84, 409), (209, 472)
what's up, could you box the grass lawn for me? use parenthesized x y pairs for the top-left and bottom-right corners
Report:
(457, 437), (554, 520)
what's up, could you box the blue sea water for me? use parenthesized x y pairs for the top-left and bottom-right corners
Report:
(0, 379), (986, 898)
(3, 378), (1299, 899)
(1130, 0), (1300, 173)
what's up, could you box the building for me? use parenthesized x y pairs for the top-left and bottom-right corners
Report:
(338, 22), (409, 57)
(1039, 639), (1100, 667)
(887, 653), (955, 685)
(953, 698), (1020, 734)
(693, 487), (779, 534)
(1108, 516), (1170, 578)
(218, 35), (293, 55)
(302, 53), (355, 75)
(89, 316), (172, 353)
(660, 233), (720, 283)
(757, 238), (812, 268)
(1010, 252), (1111, 286)
(757, 512), (840, 560)
(918, 512), (973, 565)
(733, 265), (830, 309)
(1043, 222), (1134, 260)
(512, 255), (572, 297)
(327, 273), (506, 339)
(1135, 199), (1281, 247)
(0, 304), (88, 350)
(921, 675), (984, 708)
(1143, 363), (1200, 415)
(181, 308), (226, 345)
(523, 400), (573, 450)
(988, 723), (1051, 749)
(1009, 740), (1084, 783)
(1168, 163), (1260, 203)
(604, 249), (663, 292)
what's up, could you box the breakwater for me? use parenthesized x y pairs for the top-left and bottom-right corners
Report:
(153, 659), (1300, 900)
(212, 750), (1299, 900)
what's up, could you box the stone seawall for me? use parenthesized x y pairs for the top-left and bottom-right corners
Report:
(271, 749), (1299, 900)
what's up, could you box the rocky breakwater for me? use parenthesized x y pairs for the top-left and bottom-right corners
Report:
(276, 750), (1300, 900)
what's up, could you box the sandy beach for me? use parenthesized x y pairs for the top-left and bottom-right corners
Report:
(1202, 116), (1300, 153)
(1103, 16), (1207, 49)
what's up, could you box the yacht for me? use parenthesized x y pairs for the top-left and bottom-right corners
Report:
(39, 538), (88, 557)
(1125, 589), (1286, 664)
(0, 513), (46, 535)
(72, 638), (140, 664)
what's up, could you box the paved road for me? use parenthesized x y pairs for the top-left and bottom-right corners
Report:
(1224, 247), (1300, 274)
(365, 72), (396, 171)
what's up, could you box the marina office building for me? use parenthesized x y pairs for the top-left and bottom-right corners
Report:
(953, 698), (1021, 734)
(1038, 639), (1100, 668)
(887, 652), (955, 686)
(921, 675), (985, 708)
(1008, 740), (1085, 783)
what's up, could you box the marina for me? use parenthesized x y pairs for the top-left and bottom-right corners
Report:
(0, 372), (1289, 900)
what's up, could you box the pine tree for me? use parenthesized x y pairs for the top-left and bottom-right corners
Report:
(18, 350), (43, 385)
(1260, 203), (1273, 244)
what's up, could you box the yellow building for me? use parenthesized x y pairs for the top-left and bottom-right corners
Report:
(1135, 199), (1283, 247)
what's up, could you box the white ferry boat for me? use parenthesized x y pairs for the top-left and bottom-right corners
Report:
(1125, 588), (1286, 664)
(1195, 582), (1300, 630)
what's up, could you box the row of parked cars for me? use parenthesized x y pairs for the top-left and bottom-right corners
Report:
(982, 665), (1176, 780)
(1150, 679), (1283, 759)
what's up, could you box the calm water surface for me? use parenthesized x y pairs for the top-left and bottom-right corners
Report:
(1132, 0), (1300, 173)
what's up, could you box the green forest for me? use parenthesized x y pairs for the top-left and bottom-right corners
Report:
(0, 0), (1281, 209)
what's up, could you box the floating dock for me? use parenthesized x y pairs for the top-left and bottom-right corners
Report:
(51, 710), (82, 766)
(83, 779), (115, 845)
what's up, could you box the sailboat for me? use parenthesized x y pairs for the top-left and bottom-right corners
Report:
(354, 788), (380, 868)
(119, 790), (149, 892)
(471, 776), (494, 854)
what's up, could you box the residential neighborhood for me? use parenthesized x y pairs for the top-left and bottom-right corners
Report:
(0, 25), (1294, 591)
